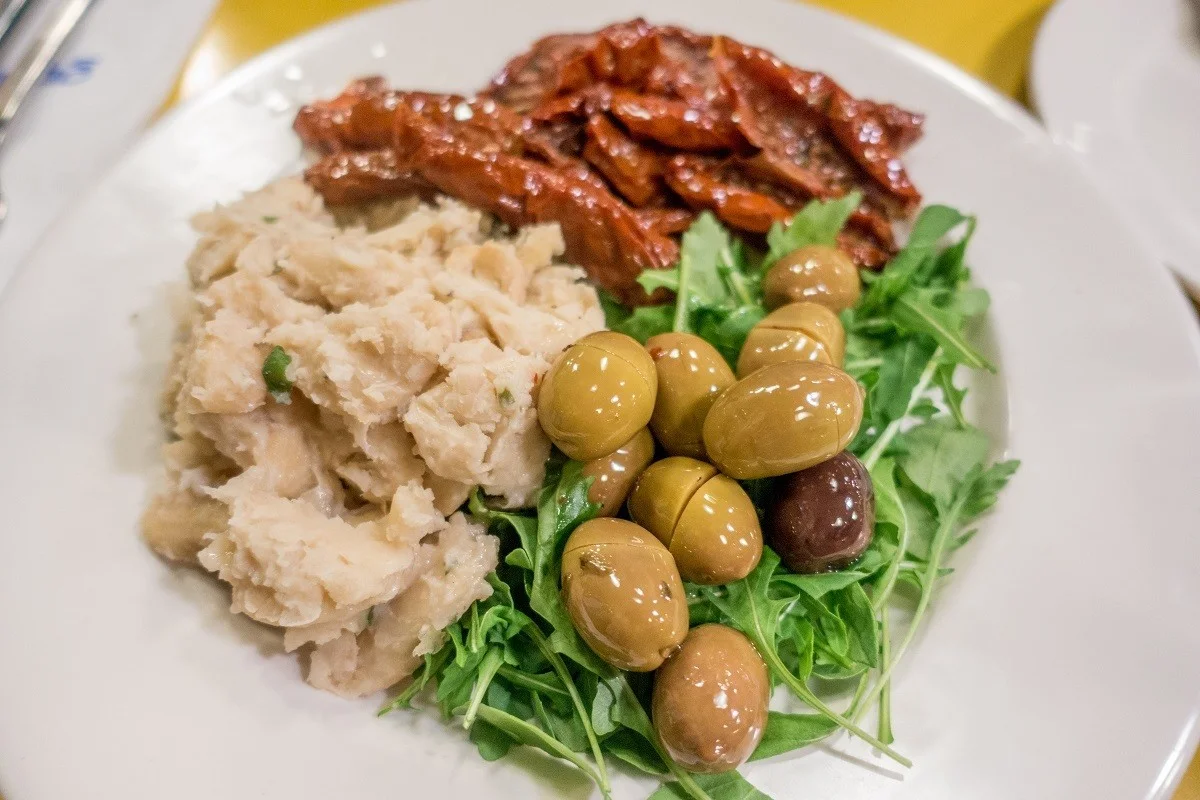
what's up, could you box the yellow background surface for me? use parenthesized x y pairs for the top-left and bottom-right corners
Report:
(157, 1), (1190, 798)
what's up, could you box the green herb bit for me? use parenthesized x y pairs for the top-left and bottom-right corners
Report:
(261, 215), (279, 223)
(261, 346), (293, 404)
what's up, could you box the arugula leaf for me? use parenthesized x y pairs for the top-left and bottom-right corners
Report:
(468, 718), (514, 761)
(473, 705), (606, 787)
(490, 461), (608, 674)
(947, 286), (990, 317)
(777, 615), (815, 681)
(462, 647), (506, 727)
(830, 583), (879, 669)
(650, 770), (774, 800)
(895, 418), (990, 510)
(873, 337), (938, 422)
(531, 691), (590, 753)
(751, 712), (839, 761)
(929, 215), (977, 287)
(436, 646), (488, 718)
(588, 676), (621, 737)
(378, 646), (451, 715)
(772, 568), (874, 599)
(637, 268), (681, 296)
(593, 674), (655, 739)
(959, 459), (1020, 520)
(612, 305), (675, 343)
(484, 680), (537, 727)
(695, 304), (767, 367)
(261, 346), (293, 403)
(639, 212), (730, 302)
(670, 212), (736, 331)
(598, 289), (630, 328)
(934, 362), (968, 427)
(892, 291), (994, 371)
(868, 458), (913, 609)
(862, 205), (971, 308)
(603, 729), (668, 776)
(765, 191), (862, 264)
(524, 624), (613, 795)
(495, 666), (570, 701)
(855, 450), (1019, 730)
(602, 288), (675, 343)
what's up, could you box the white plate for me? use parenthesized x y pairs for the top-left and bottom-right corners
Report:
(2, 1), (1200, 798)
(1032, 0), (1200, 292)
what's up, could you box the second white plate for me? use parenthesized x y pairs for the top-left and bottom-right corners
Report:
(1033, 0), (1200, 291)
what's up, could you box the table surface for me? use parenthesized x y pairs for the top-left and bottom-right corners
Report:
(155, 1), (1187, 798)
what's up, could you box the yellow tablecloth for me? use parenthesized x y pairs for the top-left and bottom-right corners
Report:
(159, 0), (1200, 797)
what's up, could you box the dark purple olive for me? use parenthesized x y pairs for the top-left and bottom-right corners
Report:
(765, 452), (874, 573)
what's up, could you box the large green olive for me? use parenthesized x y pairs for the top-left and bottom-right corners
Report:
(581, 428), (656, 517)
(645, 332), (736, 458)
(766, 452), (875, 573)
(628, 457), (762, 585)
(736, 302), (846, 378)
(702, 361), (863, 480)
(626, 456), (715, 548)
(652, 624), (769, 774)
(560, 518), (688, 671)
(537, 331), (657, 461)
(762, 244), (861, 312)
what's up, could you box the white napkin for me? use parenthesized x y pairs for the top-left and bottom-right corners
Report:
(0, 0), (218, 293)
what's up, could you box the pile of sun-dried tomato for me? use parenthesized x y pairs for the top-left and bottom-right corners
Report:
(294, 19), (924, 305)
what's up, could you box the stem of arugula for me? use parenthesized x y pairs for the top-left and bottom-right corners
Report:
(473, 705), (606, 789)
(846, 670), (871, 718)
(496, 664), (571, 700)
(723, 247), (754, 305)
(877, 607), (894, 743)
(865, 460), (913, 736)
(526, 625), (612, 797)
(672, 251), (693, 333)
(861, 349), (942, 470)
(814, 639), (856, 670)
(871, 475), (913, 615)
(854, 491), (969, 725)
(758, 644), (911, 767)
(844, 356), (884, 375)
(462, 647), (504, 729)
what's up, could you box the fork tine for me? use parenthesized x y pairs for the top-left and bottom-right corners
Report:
(0, 0), (36, 55)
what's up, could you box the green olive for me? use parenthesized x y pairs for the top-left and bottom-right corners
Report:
(537, 331), (658, 461)
(645, 333), (736, 458)
(652, 624), (769, 774)
(702, 361), (863, 480)
(626, 456), (715, 548)
(561, 518), (688, 671)
(581, 428), (656, 517)
(762, 244), (861, 312)
(736, 302), (846, 377)
(628, 457), (762, 585)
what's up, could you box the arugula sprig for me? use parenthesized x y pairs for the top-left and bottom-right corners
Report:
(386, 198), (1015, 800)
(612, 192), (861, 366)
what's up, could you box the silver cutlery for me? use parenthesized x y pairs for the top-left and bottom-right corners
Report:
(0, 0), (36, 53)
(0, 0), (97, 226)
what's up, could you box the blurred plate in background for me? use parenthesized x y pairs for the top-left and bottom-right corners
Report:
(1033, 0), (1200, 292)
